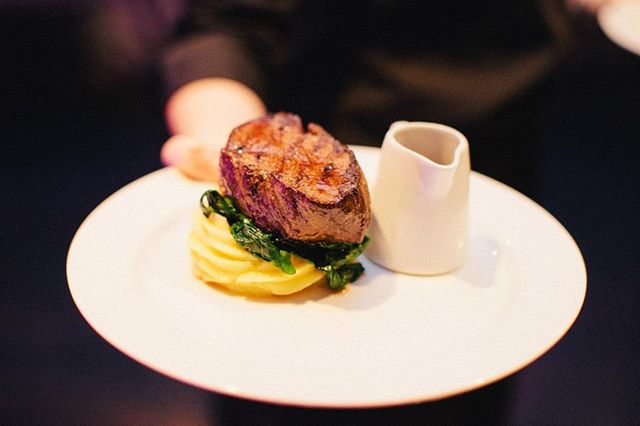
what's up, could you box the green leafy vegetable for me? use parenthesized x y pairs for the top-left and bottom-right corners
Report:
(199, 190), (368, 290)
(200, 190), (295, 274)
(319, 263), (365, 290)
(279, 237), (369, 289)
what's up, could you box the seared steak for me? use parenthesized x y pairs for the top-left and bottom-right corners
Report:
(219, 112), (371, 244)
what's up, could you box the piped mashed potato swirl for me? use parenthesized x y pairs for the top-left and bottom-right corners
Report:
(189, 208), (324, 296)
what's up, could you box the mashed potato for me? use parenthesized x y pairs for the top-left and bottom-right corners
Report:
(189, 209), (324, 296)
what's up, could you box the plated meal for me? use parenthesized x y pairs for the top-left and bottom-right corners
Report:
(67, 108), (587, 406)
(67, 138), (587, 406)
(189, 112), (371, 296)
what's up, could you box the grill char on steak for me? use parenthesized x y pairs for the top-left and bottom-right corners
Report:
(219, 112), (371, 244)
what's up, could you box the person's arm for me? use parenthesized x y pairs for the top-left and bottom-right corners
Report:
(161, 77), (266, 181)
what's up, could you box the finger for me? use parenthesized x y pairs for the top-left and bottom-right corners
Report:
(161, 134), (220, 182)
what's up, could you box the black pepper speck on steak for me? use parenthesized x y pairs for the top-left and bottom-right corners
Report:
(219, 112), (371, 244)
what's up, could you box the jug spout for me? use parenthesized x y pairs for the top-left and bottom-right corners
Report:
(389, 121), (468, 168)
(390, 121), (469, 197)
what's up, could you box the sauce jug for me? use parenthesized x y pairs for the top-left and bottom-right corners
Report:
(366, 121), (470, 275)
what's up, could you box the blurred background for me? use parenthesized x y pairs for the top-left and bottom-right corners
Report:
(2, 1), (639, 425)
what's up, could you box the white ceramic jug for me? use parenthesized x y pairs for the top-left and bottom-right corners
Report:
(366, 121), (470, 275)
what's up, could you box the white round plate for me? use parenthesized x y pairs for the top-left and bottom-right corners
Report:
(67, 146), (586, 408)
(599, 1), (640, 56)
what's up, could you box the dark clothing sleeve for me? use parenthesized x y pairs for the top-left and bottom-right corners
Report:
(160, 0), (573, 146)
(161, 32), (264, 96)
(160, 1), (297, 102)
(159, 0), (360, 124)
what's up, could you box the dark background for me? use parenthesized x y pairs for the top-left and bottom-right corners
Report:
(2, 2), (639, 425)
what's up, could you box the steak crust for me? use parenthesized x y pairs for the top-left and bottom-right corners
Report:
(219, 112), (371, 244)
